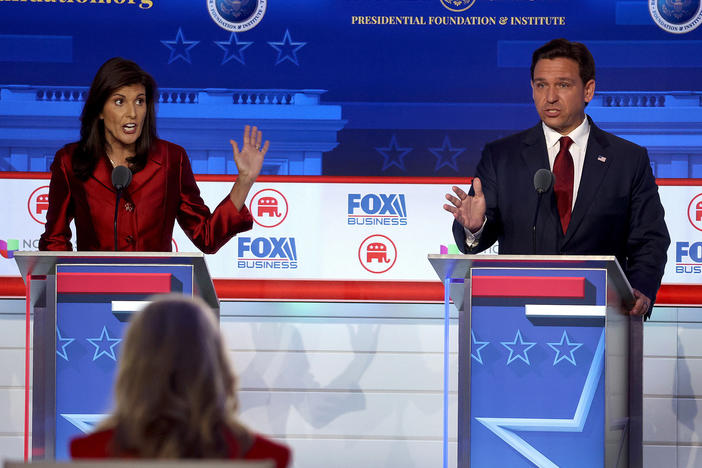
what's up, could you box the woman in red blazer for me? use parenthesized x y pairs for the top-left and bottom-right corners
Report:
(39, 57), (268, 252)
(70, 294), (291, 468)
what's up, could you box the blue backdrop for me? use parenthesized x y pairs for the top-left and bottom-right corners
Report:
(1, 1), (700, 176)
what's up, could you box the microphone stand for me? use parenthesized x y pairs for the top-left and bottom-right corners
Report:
(532, 192), (543, 254)
(532, 169), (554, 254)
(114, 189), (123, 251)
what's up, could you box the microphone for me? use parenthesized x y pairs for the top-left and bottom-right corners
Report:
(111, 166), (132, 251)
(532, 169), (554, 253)
(111, 165), (132, 191)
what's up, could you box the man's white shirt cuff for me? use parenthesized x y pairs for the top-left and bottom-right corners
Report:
(463, 217), (487, 249)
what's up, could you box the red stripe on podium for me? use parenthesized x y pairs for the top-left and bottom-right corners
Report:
(56, 272), (172, 294)
(472, 276), (585, 298)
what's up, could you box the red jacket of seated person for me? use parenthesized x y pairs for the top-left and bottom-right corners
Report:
(70, 427), (291, 468)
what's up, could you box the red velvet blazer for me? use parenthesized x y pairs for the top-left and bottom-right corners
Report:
(39, 140), (253, 253)
(70, 428), (291, 468)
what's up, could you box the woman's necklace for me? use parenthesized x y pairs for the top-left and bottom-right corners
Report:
(106, 151), (126, 167)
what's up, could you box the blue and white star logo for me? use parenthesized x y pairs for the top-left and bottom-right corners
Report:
(86, 326), (121, 361)
(161, 28), (200, 64)
(61, 414), (108, 434)
(501, 329), (536, 365)
(56, 328), (74, 361)
(268, 29), (306, 66)
(471, 329), (489, 364)
(428, 136), (466, 172)
(375, 135), (412, 171)
(215, 32), (253, 65)
(547, 330), (583, 366)
(476, 330), (606, 467)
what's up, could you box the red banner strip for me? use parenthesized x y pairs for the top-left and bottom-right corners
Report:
(212, 279), (444, 302)
(656, 284), (702, 306)
(1, 276), (700, 305)
(472, 276), (585, 298)
(56, 272), (172, 294)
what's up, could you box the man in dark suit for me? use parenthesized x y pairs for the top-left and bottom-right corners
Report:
(443, 38), (670, 318)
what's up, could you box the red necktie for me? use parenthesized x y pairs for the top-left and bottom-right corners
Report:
(553, 136), (574, 234)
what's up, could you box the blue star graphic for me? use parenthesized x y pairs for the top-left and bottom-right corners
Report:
(86, 326), (121, 361)
(547, 330), (583, 366)
(476, 330), (606, 467)
(501, 329), (536, 365)
(56, 327), (74, 361)
(471, 329), (489, 364)
(428, 136), (466, 172)
(268, 29), (306, 66)
(215, 32), (253, 65)
(161, 27), (199, 64)
(375, 135), (412, 171)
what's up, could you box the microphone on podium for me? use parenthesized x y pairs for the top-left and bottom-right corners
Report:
(111, 165), (132, 192)
(111, 166), (132, 251)
(532, 169), (554, 253)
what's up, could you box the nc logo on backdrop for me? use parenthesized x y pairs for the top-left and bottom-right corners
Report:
(237, 237), (298, 270)
(250, 189), (288, 228)
(358, 234), (397, 274)
(208, 0), (267, 32)
(0, 239), (19, 259)
(440, 0), (476, 12)
(28, 186), (50, 225)
(649, 0), (702, 33)
(347, 194), (408, 226)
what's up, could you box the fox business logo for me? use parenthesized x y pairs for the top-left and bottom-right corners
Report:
(237, 237), (298, 269)
(347, 194), (408, 226)
(676, 241), (702, 274)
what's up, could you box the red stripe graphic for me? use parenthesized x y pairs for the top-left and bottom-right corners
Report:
(472, 276), (586, 298)
(56, 272), (172, 294)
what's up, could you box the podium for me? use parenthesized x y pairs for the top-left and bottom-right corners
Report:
(428, 255), (642, 468)
(14, 251), (219, 461)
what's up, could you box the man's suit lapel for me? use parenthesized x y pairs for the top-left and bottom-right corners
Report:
(563, 121), (612, 246)
(520, 124), (550, 176)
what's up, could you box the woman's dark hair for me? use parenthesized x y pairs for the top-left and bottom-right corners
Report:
(530, 38), (596, 86)
(72, 57), (158, 180)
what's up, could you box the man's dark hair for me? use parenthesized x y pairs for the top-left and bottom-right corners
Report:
(72, 57), (158, 180)
(530, 38), (595, 86)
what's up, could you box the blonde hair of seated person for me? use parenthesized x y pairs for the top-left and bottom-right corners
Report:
(99, 294), (252, 457)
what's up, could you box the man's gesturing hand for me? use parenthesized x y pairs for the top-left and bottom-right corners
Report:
(443, 177), (487, 233)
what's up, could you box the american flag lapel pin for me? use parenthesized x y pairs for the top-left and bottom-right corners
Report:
(597, 155), (607, 163)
